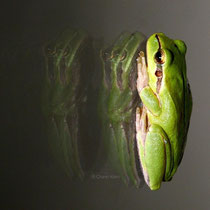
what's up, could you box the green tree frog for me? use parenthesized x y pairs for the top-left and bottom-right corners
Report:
(99, 32), (146, 186)
(42, 29), (93, 179)
(136, 33), (192, 190)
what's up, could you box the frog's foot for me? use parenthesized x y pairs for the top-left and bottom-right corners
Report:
(137, 124), (172, 190)
(136, 51), (148, 94)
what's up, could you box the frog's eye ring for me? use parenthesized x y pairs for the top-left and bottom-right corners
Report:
(154, 49), (165, 64)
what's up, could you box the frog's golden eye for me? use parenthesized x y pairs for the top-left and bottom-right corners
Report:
(154, 49), (165, 64)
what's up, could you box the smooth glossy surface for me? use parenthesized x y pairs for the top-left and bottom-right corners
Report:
(99, 32), (146, 186)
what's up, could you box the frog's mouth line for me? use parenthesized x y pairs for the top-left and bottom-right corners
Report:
(155, 34), (162, 49)
(142, 34), (163, 94)
(155, 34), (163, 93)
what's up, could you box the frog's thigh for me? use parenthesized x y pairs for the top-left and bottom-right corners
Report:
(145, 124), (171, 190)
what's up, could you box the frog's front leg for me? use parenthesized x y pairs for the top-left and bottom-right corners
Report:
(136, 51), (161, 116)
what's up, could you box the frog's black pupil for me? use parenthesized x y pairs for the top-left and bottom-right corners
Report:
(155, 51), (162, 63)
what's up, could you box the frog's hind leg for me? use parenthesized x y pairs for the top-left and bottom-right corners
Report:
(142, 124), (172, 190)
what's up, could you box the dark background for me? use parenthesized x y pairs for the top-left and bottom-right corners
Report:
(1, 0), (210, 209)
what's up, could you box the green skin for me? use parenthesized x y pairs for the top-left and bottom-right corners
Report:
(43, 29), (90, 179)
(99, 32), (146, 186)
(136, 33), (192, 190)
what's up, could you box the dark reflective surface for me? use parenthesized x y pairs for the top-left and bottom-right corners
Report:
(1, 0), (210, 209)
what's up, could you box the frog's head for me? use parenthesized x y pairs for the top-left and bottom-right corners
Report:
(146, 33), (187, 92)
